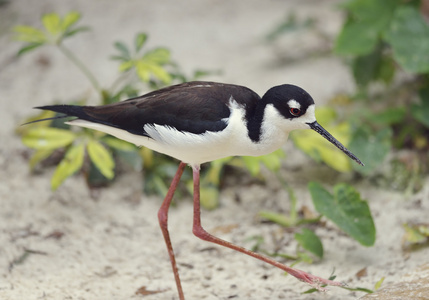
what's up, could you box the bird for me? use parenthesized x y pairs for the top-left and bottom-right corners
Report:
(33, 81), (363, 300)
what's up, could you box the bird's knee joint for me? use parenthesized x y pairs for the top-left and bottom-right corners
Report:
(193, 226), (212, 241)
(158, 209), (168, 228)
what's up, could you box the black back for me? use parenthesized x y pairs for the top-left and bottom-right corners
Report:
(38, 81), (262, 136)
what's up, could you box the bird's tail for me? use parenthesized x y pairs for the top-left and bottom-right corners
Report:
(23, 105), (88, 125)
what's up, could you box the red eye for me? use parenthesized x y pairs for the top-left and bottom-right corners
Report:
(290, 108), (301, 116)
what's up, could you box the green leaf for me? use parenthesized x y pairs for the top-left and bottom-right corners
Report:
(342, 286), (374, 293)
(259, 211), (292, 227)
(143, 48), (171, 64)
(51, 144), (84, 190)
(136, 60), (171, 83)
(335, 0), (399, 56)
(374, 277), (385, 291)
(377, 55), (396, 84)
(63, 26), (90, 38)
(14, 12), (86, 46)
(385, 6), (429, 73)
(42, 13), (61, 35)
(114, 42), (130, 60)
(29, 148), (55, 170)
(352, 46), (383, 86)
(302, 288), (319, 294)
(136, 60), (151, 82)
(411, 90), (429, 128)
(365, 107), (406, 126)
(17, 43), (44, 56)
(241, 156), (261, 176)
(119, 60), (134, 72)
(86, 140), (115, 179)
(348, 126), (391, 175)
(135, 32), (148, 52)
(60, 11), (81, 32)
(147, 63), (172, 83)
(309, 182), (376, 246)
(22, 127), (76, 150)
(294, 228), (324, 259)
(13, 25), (47, 43)
(335, 20), (380, 56)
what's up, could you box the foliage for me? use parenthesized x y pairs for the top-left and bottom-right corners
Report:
(334, 0), (429, 184)
(335, 0), (429, 74)
(259, 180), (374, 268)
(294, 228), (323, 259)
(13, 12), (89, 54)
(15, 12), (196, 195)
(348, 126), (392, 175)
(111, 32), (172, 86)
(309, 182), (375, 246)
(269, 1), (429, 186)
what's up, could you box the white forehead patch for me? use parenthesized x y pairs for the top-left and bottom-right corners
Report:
(287, 99), (300, 109)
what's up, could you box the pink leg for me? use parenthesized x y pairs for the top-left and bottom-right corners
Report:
(191, 165), (344, 291)
(158, 162), (187, 300)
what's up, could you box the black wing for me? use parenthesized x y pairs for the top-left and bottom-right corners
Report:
(35, 81), (261, 136)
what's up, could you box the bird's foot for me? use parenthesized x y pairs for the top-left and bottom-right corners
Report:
(291, 269), (345, 292)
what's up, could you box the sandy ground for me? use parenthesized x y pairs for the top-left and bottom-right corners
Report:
(1, 1), (429, 299)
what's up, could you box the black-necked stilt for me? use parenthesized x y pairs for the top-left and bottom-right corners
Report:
(34, 81), (363, 299)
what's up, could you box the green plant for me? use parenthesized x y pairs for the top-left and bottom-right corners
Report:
(259, 181), (375, 264)
(268, 1), (429, 188)
(334, 0), (429, 184)
(255, 187), (377, 295)
(15, 12), (208, 193)
(309, 182), (375, 246)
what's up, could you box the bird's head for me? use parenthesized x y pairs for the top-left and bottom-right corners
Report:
(262, 84), (364, 166)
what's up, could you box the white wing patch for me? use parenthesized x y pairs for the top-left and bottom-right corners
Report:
(143, 123), (227, 147)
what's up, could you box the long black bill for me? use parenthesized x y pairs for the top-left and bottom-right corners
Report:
(308, 121), (364, 166)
